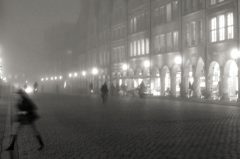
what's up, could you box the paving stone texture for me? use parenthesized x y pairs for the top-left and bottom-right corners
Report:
(11, 94), (240, 159)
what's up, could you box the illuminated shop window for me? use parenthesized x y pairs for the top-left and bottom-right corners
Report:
(176, 71), (181, 97)
(165, 71), (171, 95)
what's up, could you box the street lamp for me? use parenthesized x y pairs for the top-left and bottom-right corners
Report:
(74, 72), (78, 77)
(45, 77), (49, 81)
(82, 71), (86, 77)
(92, 67), (98, 75)
(122, 63), (128, 71)
(41, 78), (44, 82)
(59, 76), (63, 80)
(69, 73), (72, 78)
(174, 56), (182, 65)
(143, 60), (150, 68)
(231, 48), (240, 59)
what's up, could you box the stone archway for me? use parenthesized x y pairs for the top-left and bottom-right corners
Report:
(172, 64), (181, 97)
(151, 67), (161, 96)
(208, 61), (220, 100)
(224, 60), (238, 101)
(184, 60), (194, 97)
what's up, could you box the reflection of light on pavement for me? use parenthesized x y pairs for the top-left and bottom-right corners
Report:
(25, 86), (33, 94)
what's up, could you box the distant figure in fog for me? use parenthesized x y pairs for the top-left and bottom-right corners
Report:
(33, 82), (38, 94)
(100, 82), (109, 103)
(6, 89), (44, 151)
(138, 81), (146, 98)
(89, 82), (94, 93)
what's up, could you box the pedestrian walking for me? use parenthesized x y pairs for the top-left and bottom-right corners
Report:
(138, 81), (146, 98)
(100, 82), (109, 103)
(6, 89), (44, 151)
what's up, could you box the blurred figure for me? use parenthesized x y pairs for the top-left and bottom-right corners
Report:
(138, 81), (146, 98)
(100, 82), (109, 103)
(6, 89), (44, 151)
(89, 82), (94, 93)
(33, 81), (38, 94)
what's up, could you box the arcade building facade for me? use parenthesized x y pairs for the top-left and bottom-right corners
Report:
(41, 0), (240, 102)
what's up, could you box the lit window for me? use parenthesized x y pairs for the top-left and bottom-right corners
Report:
(219, 15), (225, 41)
(173, 31), (179, 49)
(138, 40), (141, 55)
(227, 12), (234, 39)
(141, 39), (145, 55)
(166, 3), (172, 22)
(211, 17), (217, 42)
(146, 38), (149, 54)
(133, 17), (137, 32)
(130, 43), (133, 57)
(186, 23), (191, 46)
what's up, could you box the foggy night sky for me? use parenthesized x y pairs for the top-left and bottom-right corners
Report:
(1, 0), (81, 80)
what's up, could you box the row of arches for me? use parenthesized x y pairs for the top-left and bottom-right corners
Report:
(112, 58), (239, 101)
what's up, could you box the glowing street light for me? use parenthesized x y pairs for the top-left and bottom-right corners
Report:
(175, 56), (182, 65)
(92, 68), (98, 75)
(41, 78), (44, 82)
(231, 48), (240, 59)
(74, 72), (78, 77)
(45, 77), (49, 81)
(59, 76), (63, 80)
(50, 77), (54, 81)
(54, 76), (57, 80)
(143, 60), (150, 68)
(82, 71), (86, 77)
(122, 64), (128, 71)
(69, 73), (72, 78)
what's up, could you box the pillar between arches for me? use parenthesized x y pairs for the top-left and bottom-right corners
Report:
(220, 66), (229, 101)
(237, 68), (240, 102)
(181, 74), (188, 98)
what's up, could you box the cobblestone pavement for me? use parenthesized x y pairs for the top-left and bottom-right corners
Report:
(0, 99), (9, 158)
(14, 94), (240, 159)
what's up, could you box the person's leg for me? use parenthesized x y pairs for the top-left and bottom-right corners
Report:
(6, 123), (21, 151)
(30, 123), (44, 150)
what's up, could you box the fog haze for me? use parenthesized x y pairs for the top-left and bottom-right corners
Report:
(2, 0), (81, 80)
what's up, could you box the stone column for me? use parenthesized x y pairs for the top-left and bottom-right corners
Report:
(220, 66), (229, 101)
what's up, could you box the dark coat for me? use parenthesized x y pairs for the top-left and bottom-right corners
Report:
(15, 96), (39, 124)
